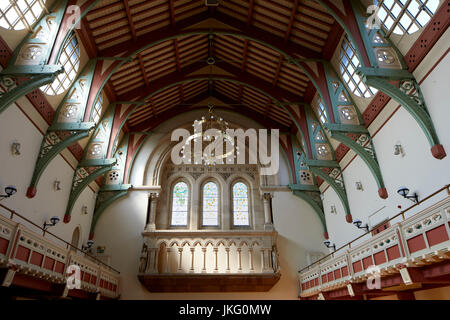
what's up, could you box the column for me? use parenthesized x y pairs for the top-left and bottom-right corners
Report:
(145, 193), (159, 231)
(190, 247), (195, 273)
(177, 247), (183, 272)
(249, 248), (254, 272)
(213, 248), (219, 273)
(201, 248), (207, 273)
(237, 248), (242, 272)
(165, 248), (171, 273)
(225, 248), (230, 273)
(263, 193), (274, 230)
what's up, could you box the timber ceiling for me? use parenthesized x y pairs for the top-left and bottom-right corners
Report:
(80, 0), (342, 132)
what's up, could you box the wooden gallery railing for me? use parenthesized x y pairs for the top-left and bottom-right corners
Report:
(0, 203), (120, 299)
(298, 185), (450, 298)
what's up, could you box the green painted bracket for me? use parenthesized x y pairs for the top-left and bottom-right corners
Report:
(324, 123), (368, 134)
(0, 67), (64, 114)
(303, 159), (341, 168)
(328, 131), (387, 198)
(306, 164), (351, 219)
(289, 184), (320, 192)
(358, 67), (414, 80)
(27, 129), (94, 197)
(292, 190), (327, 234)
(359, 71), (441, 149)
(49, 122), (96, 131)
(64, 162), (116, 220)
(89, 185), (132, 237)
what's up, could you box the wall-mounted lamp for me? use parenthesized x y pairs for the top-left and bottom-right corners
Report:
(353, 219), (369, 231)
(323, 240), (336, 251)
(54, 180), (61, 191)
(11, 142), (21, 156)
(330, 205), (337, 214)
(43, 216), (60, 230)
(0, 185), (17, 200)
(394, 144), (404, 157)
(355, 181), (363, 191)
(397, 186), (419, 203)
(81, 205), (88, 215)
(82, 240), (94, 251)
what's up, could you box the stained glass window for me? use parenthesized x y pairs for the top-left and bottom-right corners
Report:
(0, 0), (47, 31)
(41, 32), (80, 95)
(339, 35), (378, 98)
(374, 0), (439, 35)
(233, 182), (249, 226)
(171, 182), (189, 226)
(202, 182), (219, 226)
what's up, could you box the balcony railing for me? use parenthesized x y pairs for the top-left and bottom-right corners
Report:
(298, 185), (450, 298)
(139, 229), (280, 292)
(0, 203), (120, 299)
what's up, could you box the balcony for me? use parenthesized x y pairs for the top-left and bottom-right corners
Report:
(0, 204), (120, 299)
(139, 230), (280, 292)
(298, 185), (450, 300)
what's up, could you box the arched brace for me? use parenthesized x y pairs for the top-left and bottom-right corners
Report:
(63, 103), (120, 222)
(0, 66), (63, 114)
(27, 128), (93, 198)
(317, 0), (445, 159)
(89, 134), (133, 238)
(0, 0), (69, 114)
(281, 137), (328, 239)
(321, 63), (387, 198)
(358, 70), (445, 159)
(89, 189), (130, 240)
(292, 191), (328, 239)
(64, 159), (116, 223)
(306, 163), (352, 224)
(27, 60), (99, 198)
(326, 129), (387, 199)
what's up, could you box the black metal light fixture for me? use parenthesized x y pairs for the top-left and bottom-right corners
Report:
(323, 240), (336, 251)
(43, 216), (60, 230)
(353, 219), (369, 231)
(0, 185), (17, 200)
(397, 186), (418, 203)
(82, 240), (94, 251)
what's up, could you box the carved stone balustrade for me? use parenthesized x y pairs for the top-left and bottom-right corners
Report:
(0, 213), (120, 299)
(299, 195), (450, 299)
(138, 230), (280, 292)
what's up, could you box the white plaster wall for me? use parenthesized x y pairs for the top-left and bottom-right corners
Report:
(0, 102), (96, 248)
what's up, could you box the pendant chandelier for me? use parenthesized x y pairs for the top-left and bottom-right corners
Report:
(181, 103), (239, 166)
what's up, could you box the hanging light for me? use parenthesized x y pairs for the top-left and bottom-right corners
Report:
(183, 103), (235, 166)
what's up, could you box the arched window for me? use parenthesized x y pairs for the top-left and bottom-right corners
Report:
(171, 181), (189, 226)
(41, 32), (80, 95)
(375, 0), (439, 35)
(91, 93), (104, 124)
(0, 0), (47, 31)
(232, 182), (250, 226)
(202, 181), (219, 226)
(339, 35), (378, 98)
(316, 98), (327, 124)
